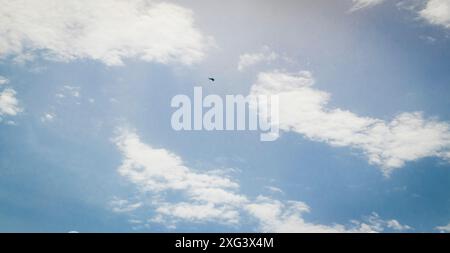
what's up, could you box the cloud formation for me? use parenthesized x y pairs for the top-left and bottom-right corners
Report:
(419, 0), (450, 29)
(113, 128), (410, 232)
(0, 88), (22, 116)
(247, 200), (410, 232)
(238, 46), (279, 71)
(0, 76), (9, 85)
(114, 128), (246, 224)
(435, 222), (450, 232)
(110, 197), (143, 213)
(40, 113), (55, 123)
(250, 70), (450, 175)
(0, 0), (211, 66)
(350, 0), (385, 12)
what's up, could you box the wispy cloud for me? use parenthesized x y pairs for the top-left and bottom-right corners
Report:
(349, 0), (385, 12)
(114, 128), (246, 224)
(265, 186), (284, 194)
(385, 219), (412, 231)
(238, 46), (280, 71)
(62, 86), (81, 98)
(246, 200), (410, 233)
(250, 70), (450, 176)
(0, 76), (9, 85)
(40, 113), (55, 123)
(112, 128), (410, 232)
(0, 0), (212, 66)
(110, 197), (143, 213)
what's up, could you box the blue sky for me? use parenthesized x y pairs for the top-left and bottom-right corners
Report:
(1, 0), (450, 232)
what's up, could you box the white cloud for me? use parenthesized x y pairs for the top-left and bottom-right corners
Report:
(238, 46), (279, 71)
(351, 212), (411, 232)
(156, 202), (241, 224)
(419, 0), (450, 29)
(386, 219), (412, 231)
(114, 128), (246, 224)
(250, 70), (450, 175)
(62, 86), (80, 98)
(350, 0), (385, 12)
(0, 88), (22, 116)
(245, 198), (411, 233)
(266, 186), (284, 194)
(0, 76), (9, 85)
(0, 0), (212, 66)
(245, 196), (348, 233)
(436, 222), (450, 232)
(113, 128), (409, 232)
(110, 197), (143, 213)
(41, 113), (55, 123)
(0, 76), (20, 118)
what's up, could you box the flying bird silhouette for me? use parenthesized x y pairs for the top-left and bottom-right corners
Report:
(208, 77), (215, 82)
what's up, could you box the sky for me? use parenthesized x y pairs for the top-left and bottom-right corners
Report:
(0, 0), (450, 232)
